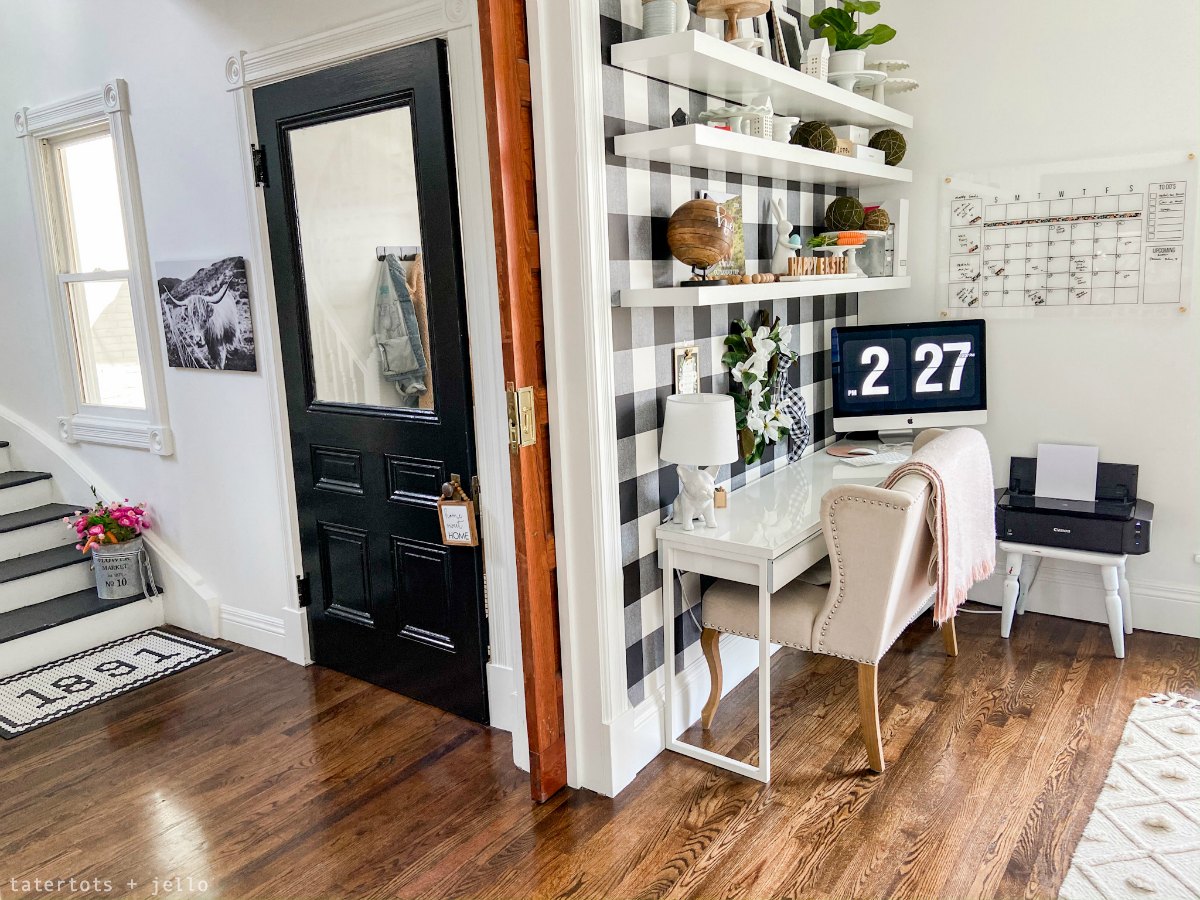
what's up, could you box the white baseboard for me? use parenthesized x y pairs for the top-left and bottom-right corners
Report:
(219, 604), (287, 657)
(608, 633), (779, 796)
(971, 563), (1200, 639)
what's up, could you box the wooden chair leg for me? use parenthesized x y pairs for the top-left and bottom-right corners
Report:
(857, 663), (885, 772)
(942, 615), (958, 657)
(700, 627), (723, 729)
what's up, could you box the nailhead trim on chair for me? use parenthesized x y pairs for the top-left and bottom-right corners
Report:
(817, 493), (909, 657)
(701, 621), (812, 653)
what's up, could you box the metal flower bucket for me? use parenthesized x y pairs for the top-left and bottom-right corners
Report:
(90, 537), (151, 600)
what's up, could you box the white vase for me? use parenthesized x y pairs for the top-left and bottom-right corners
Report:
(642, 0), (690, 39)
(829, 48), (866, 74)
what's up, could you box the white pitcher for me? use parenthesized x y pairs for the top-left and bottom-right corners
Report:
(642, 0), (690, 39)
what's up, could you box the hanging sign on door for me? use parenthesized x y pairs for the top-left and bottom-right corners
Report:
(438, 480), (479, 547)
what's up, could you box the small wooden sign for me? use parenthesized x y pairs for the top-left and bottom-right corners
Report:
(438, 498), (478, 546)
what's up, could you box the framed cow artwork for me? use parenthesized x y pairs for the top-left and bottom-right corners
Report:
(156, 257), (257, 371)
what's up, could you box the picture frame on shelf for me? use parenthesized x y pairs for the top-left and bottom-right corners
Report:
(700, 190), (745, 278)
(752, 14), (772, 60)
(775, 4), (805, 72)
(766, 3), (788, 66)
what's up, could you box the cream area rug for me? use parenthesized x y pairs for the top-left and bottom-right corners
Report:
(1060, 692), (1200, 899)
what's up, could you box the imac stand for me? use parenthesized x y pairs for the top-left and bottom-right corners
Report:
(878, 428), (916, 446)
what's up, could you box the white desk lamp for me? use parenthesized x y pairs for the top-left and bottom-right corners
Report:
(660, 394), (739, 531)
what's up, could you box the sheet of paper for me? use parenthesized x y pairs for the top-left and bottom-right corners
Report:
(1035, 443), (1099, 501)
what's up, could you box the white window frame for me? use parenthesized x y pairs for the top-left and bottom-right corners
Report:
(15, 79), (173, 455)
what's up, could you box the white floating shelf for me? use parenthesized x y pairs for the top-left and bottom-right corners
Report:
(620, 276), (911, 308)
(614, 125), (911, 187)
(611, 31), (913, 130)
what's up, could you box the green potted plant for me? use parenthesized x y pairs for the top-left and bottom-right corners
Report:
(808, 0), (896, 76)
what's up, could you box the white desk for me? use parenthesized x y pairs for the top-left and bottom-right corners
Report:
(657, 442), (903, 782)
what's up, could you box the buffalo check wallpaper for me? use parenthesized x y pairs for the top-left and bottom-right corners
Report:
(600, 0), (860, 705)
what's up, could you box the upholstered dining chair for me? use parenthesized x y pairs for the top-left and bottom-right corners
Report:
(699, 429), (957, 773)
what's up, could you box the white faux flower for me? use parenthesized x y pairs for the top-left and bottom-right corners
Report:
(776, 324), (794, 349)
(745, 349), (770, 377)
(745, 408), (766, 435)
(752, 326), (778, 357)
(763, 406), (794, 443)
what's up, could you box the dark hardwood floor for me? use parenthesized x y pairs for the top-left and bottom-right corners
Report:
(1, 612), (1195, 899)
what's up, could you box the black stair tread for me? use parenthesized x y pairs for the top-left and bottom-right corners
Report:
(0, 471), (52, 490)
(0, 545), (89, 584)
(0, 588), (145, 644)
(0, 504), (78, 534)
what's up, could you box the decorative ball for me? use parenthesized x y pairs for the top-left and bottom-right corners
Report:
(791, 120), (838, 153)
(825, 196), (865, 231)
(667, 198), (734, 272)
(863, 207), (891, 232)
(869, 128), (907, 166)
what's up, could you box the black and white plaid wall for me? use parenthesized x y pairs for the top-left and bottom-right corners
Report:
(600, 0), (860, 705)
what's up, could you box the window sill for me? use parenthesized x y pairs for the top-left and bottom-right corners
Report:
(58, 414), (174, 456)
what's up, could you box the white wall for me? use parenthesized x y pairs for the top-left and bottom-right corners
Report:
(864, 0), (1200, 633)
(0, 1), (452, 648)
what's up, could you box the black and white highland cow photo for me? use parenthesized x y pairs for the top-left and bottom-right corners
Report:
(157, 256), (256, 371)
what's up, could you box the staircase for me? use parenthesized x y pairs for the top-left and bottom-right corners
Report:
(0, 440), (163, 679)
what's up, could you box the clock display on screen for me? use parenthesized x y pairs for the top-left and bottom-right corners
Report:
(832, 320), (987, 417)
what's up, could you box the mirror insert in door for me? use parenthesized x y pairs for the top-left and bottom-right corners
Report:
(288, 104), (436, 412)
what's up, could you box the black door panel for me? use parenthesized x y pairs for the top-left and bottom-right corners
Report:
(255, 40), (489, 723)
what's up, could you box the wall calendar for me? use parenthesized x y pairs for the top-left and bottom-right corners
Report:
(938, 152), (1196, 316)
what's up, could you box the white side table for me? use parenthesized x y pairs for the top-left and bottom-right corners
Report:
(998, 540), (1132, 658)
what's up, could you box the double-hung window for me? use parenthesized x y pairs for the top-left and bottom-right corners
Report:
(16, 80), (172, 454)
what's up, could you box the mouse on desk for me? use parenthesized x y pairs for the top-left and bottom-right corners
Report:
(848, 448), (877, 456)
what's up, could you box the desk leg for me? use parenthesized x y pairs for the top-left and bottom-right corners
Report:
(756, 558), (771, 783)
(1118, 560), (1132, 634)
(1001, 551), (1023, 639)
(1101, 565), (1125, 659)
(662, 544), (677, 750)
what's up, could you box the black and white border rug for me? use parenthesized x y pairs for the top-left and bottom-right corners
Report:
(0, 629), (227, 738)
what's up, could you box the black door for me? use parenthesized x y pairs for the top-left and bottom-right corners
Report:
(255, 41), (489, 723)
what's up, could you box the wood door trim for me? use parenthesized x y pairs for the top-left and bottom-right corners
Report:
(477, 0), (567, 802)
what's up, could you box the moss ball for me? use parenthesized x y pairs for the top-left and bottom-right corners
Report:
(791, 120), (838, 153)
(869, 129), (907, 166)
(863, 207), (891, 232)
(825, 196), (865, 231)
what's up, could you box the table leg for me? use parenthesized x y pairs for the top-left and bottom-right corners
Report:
(1017, 555), (1043, 616)
(1100, 564), (1125, 659)
(1118, 560), (1132, 635)
(1001, 551), (1023, 639)
(756, 558), (771, 783)
(662, 544), (677, 749)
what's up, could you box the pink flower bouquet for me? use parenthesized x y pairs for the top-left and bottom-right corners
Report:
(64, 488), (152, 553)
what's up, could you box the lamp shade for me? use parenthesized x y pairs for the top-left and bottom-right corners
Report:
(659, 393), (739, 466)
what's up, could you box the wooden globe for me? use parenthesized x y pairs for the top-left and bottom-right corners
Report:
(667, 198), (734, 274)
(825, 196), (865, 231)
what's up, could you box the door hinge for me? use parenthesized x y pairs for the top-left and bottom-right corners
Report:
(506, 382), (536, 451)
(297, 573), (311, 608)
(482, 572), (489, 619)
(251, 144), (268, 188)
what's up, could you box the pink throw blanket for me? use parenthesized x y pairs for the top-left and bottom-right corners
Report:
(883, 428), (996, 624)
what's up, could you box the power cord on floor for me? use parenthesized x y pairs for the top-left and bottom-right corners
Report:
(957, 600), (1002, 614)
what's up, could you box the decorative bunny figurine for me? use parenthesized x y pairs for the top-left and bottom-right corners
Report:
(672, 464), (720, 531)
(770, 197), (796, 275)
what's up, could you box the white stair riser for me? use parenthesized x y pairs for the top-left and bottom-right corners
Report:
(0, 562), (95, 615)
(0, 446), (11, 473)
(0, 480), (53, 516)
(0, 521), (77, 559)
(0, 596), (165, 679)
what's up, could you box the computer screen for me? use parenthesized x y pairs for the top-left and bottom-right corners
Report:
(831, 319), (987, 432)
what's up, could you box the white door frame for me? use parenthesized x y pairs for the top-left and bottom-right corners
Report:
(223, 0), (527, 763)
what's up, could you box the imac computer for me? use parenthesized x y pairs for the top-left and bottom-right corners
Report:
(831, 319), (987, 442)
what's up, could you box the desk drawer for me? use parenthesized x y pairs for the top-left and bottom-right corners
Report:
(770, 532), (827, 592)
